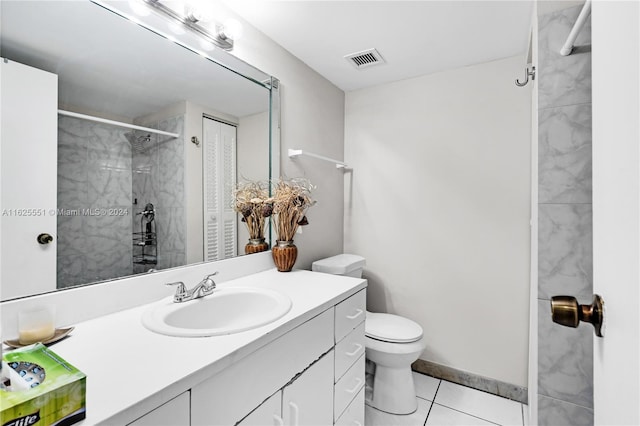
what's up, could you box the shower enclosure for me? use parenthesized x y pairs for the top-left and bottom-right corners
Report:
(56, 112), (185, 286)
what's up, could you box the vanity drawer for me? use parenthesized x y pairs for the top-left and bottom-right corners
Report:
(335, 289), (366, 343)
(335, 321), (365, 382)
(334, 354), (365, 421)
(334, 388), (365, 426)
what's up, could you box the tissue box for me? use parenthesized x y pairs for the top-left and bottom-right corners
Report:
(1, 343), (86, 426)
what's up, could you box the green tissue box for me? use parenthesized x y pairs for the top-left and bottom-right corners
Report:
(1, 343), (86, 426)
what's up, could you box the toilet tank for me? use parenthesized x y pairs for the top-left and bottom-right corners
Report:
(311, 254), (366, 278)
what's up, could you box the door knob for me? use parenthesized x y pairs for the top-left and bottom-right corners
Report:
(36, 233), (54, 245)
(550, 294), (604, 337)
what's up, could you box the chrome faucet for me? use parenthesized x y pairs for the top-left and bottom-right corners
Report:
(166, 272), (219, 303)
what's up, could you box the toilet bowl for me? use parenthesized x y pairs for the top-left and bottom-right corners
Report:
(311, 254), (426, 415)
(365, 312), (426, 414)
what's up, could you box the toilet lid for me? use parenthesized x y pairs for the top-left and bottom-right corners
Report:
(365, 312), (423, 343)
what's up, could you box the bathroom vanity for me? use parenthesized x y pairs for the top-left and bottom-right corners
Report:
(10, 269), (366, 425)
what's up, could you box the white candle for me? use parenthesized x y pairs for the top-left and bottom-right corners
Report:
(18, 306), (56, 345)
(18, 323), (55, 345)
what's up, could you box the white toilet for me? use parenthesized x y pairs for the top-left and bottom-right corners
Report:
(311, 254), (426, 415)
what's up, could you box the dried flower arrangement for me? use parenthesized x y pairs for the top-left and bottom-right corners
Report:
(233, 180), (273, 240)
(271, 177), (316, 242)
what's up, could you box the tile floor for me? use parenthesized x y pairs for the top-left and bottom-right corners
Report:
(365, 372), (529, 426)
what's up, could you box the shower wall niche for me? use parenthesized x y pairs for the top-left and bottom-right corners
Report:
(56, 110), (186, 287)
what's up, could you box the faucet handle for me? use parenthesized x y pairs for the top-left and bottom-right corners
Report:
(204, 271), (219, 280)
(166, 281), (187, 302)
(202, 272), (219, 289)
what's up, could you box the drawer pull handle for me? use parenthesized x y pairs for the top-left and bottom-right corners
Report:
(273, 414), (284, 426)
(346, 309), (364, 320)
(346, 343), (363, 357)
(346, 377), (363, 394)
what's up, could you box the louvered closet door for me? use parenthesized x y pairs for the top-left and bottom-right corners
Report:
(203, 117), (237, 261)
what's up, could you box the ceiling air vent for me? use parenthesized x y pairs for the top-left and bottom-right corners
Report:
(344, 48), (385, 69)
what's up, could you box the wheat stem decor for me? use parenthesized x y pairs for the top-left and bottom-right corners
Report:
(233, 180), (272, 240)
(271, 177), (316, 242)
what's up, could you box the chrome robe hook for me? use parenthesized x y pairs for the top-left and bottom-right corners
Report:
(515, 66), (536, 87)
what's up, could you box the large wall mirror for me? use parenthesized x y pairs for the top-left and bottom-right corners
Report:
(0, 0), (279, 301)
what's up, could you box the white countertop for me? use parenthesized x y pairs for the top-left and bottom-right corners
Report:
(36, 269), (366, 425)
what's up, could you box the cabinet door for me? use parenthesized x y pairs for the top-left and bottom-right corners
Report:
(282, 350), (334, 426)
(238, 391), (283, 426)
(191, 308), (334, 426)
(1, 59), (58, 300)
(128, 392), (190, 426)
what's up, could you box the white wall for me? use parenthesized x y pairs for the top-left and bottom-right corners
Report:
(230, 17), (346, 269)
(237, 111), (271, 249)
(344, 56), (531, 387)
(238, 111), (270, 182)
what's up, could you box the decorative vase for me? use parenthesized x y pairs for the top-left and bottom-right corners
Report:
(272, 240), (297, 272)
(245, 238), (269, 254)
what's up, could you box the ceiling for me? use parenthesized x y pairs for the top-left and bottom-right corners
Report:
(226, 1), (535, 92)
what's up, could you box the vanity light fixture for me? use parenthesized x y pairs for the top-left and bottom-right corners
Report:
(128, 0), (151, 17)
(140, 0), (242, 51)
(185, 2), (212, 24)
(220, 18), (244, 41)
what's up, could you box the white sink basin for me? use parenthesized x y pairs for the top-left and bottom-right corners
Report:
(142, 287), (292, 337)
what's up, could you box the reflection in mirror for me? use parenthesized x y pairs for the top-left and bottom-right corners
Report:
(0, 1), (278, 301)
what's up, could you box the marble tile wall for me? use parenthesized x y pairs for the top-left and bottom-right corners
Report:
(537, 5), (593, 425)
(58, 114), (185, 285)
(57, 116), (133, 287)
(131, 115), (186, 272)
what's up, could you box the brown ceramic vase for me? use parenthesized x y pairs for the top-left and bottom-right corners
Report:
(271, 240), (297, 272)
(245, 238), (269, 254)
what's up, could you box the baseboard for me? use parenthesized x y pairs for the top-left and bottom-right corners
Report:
(412, 359), (528, 404)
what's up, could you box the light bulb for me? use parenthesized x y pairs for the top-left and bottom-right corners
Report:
(185, 1), (213, 23)
(221, 18), (243, 40)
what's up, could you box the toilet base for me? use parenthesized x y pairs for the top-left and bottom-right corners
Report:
(368, 364), (418, 415)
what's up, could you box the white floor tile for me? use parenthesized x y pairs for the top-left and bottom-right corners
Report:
(365, 397), (431, 426)
(434, 381), (523, 426)
(413, 372), (440, 401)
(425, 404), (495, 426)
